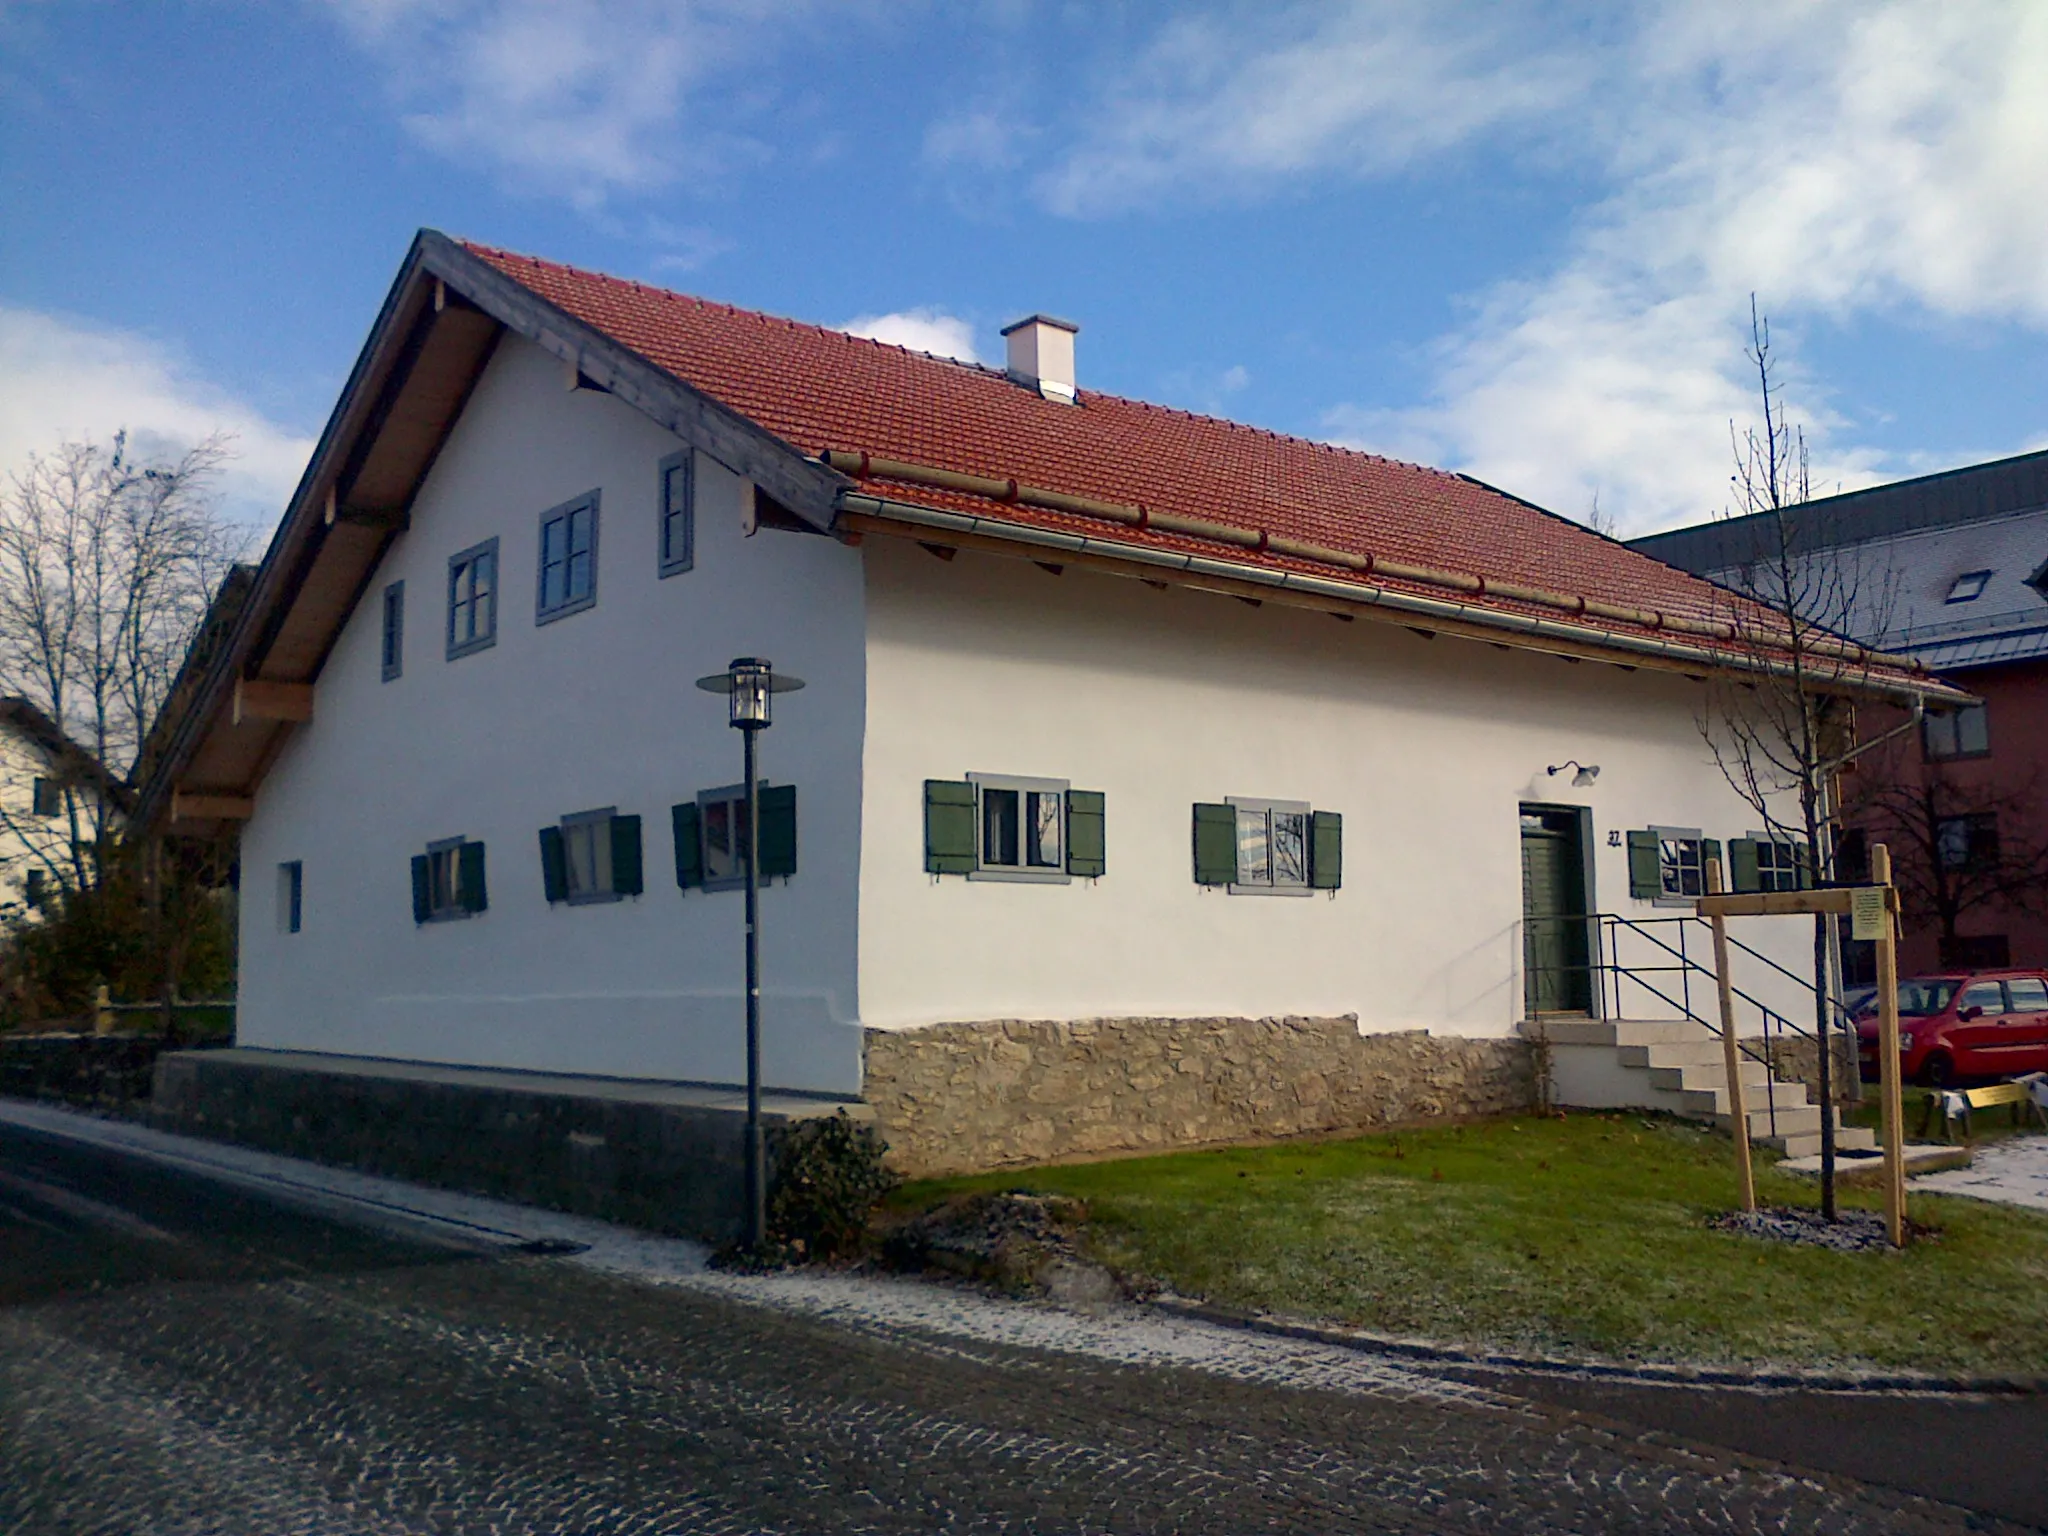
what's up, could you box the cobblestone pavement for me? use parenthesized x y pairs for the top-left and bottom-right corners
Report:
(0, 1118), (2034, 1535)
(1914, 1131), (2048, 1213)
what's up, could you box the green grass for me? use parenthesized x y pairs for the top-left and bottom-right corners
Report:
(893, 1112), (2048, 1375)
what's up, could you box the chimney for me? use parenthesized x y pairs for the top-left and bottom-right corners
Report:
(1001, 314), (1080, 404)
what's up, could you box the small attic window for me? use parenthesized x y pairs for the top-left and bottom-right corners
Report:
(1945, 570), (1992, 604)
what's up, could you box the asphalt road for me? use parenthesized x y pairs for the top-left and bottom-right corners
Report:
(0, 1120), (2038, 1535)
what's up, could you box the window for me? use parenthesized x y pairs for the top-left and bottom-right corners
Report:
(381, 582), (404, 681)
(1958, 980), (2006, 1016)
(1230, 797), (1311, 894)
(278, 860), (303, 934)
(1625, 827), (1721, 903)
(1944, 569), (1992, 604)
(538, 808), (643, 904)
(411, 837), (488, 922)
(1734, 834), (1808, 893)
(659, 451), (694, 577)
(1923, 703), (1990, 760)
(23, 868), (45, 910)
(672, 784), (798, 891)
(537, 491), (599, 623)
(2007, 977), (2048, 1012)
(969, 774), (1070, 883)
(30, 777), (59, 817)
(446, 539), (499, 660)
(1192, 798), (1341, 891)
(1936, 812), (1998, 872)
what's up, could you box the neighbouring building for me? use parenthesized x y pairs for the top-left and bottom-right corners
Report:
(132, 232), (1956, 1225)
(0, 697), (128, 921)
(1635, 451), (2048, 976)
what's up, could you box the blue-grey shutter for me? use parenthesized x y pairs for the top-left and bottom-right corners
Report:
(610, 814), (644, 895)
(411, 854), (431, 923)
(458, 841), (488, 914)
(672, 803), (703, 889)
(1193, 803), (1236, 885)
(759, 786), (797, 879)
(538, 826), (568, 903)
(1065, 790), (1105, 878)
(924, 780), (976, 874)
(1626, 830), (1661, 899)
(1309, 810), (1342, 890)
(1728, 837), (1760, 894)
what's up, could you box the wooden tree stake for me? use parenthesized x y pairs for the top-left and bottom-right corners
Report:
(1706, 857), (1757, 1213)
(1872, 842), (1907, 1248)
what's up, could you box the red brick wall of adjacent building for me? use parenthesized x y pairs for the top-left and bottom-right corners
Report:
(1843, 657), (2048, 975)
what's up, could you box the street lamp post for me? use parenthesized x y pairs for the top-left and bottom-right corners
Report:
(695, 657), (804, 1251)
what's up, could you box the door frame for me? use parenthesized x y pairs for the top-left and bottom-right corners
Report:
(1520, 802), (1600, 1019)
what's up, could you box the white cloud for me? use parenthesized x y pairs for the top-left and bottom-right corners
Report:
(838, 309), (984, 365)
(0, 307), (315, 530)
(319, 0), (810, 207)
(1035, 2), (1591, 217)
(1050, 2), (2048, 533)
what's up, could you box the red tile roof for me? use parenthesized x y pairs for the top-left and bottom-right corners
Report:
(461, 241), (1914, 676)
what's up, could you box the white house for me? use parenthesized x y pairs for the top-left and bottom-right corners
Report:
(0, 697), (127, 921)
(137, 233), (1959, 1191)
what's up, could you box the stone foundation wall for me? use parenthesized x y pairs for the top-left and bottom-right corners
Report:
(863, 1016), (1536, 1179)
(1761, 1034), (1864, 1106)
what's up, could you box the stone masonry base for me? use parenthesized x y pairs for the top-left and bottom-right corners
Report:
(862, 1016), (1537, 1180)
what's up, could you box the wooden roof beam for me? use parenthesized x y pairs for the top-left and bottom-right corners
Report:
(233, 679), (313, 725)
(172, 790), (254, 823)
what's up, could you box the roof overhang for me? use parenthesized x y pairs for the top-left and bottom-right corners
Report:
(838, 493), (1975, 709)
(135, 229), (851, 836)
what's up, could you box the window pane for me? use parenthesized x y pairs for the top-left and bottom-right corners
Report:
(564, 822), (601, 896)
(568, 546), (592, 601)
(1025, 791), (1062, 867)
(704, 801), (735, 882)
(1272, 812), (1307, 884)
(1236, 806), (1271, 884)
(1961, 982), (2005, 1013)
(1957, 704), (1989, 755)
(1937, 817), (1974, 870)
(663, 464), (692, 567)
(1660, 837), (1702, 897)
(982, 788), (1019, 867)
(2008, 978), (2048, 1010)
(431, 848), (457, 912)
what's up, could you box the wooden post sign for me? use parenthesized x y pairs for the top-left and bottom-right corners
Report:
(1698, 853), (1907, 1247)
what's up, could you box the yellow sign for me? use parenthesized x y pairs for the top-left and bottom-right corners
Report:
(1851, 886), (1887, 941)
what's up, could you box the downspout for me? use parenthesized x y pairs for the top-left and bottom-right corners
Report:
(1816, 695), (1929, 1104)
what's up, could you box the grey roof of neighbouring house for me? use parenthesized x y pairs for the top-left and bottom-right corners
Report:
(1630, 449), (2048, 672)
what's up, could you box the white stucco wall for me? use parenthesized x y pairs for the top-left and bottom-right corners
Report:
(856, 538), (1816, 1037)
(236, 335), (868, 1094)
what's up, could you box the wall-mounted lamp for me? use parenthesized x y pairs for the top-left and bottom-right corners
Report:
(1547, 760), (1601, 788)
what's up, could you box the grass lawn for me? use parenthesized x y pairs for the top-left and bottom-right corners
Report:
(1844, 1083), (2039, 1147)
(893, 1111), (2048, 1376)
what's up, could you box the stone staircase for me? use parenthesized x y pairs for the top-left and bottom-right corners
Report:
(1528, 1016), (1876, 1160)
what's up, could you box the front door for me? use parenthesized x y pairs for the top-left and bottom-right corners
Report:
(1521, 805), (1592, 1016)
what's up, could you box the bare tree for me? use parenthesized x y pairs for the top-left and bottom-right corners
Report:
(1698, 298), (1901, 1219)
(0, 433), (250, 898)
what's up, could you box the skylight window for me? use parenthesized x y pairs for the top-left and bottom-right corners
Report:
(1945, 569), (1992, 604)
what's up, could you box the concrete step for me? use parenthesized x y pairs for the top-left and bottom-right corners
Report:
(1647, 1060), (1772, 1095)
(1534, 1018), (1768, 1050)
(1769, 1125), (1880, 1159)
(1680, 1079), (1813, 1118)
(1619, 1038), (1731, 1069)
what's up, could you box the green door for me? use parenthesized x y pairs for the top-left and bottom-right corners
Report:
(1521, 806), (1592, 1016)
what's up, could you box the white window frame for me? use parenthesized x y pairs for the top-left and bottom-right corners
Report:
(967, 773), (1071, 884)
(559, 807), (620, 905)
(1227, 796), (1313, 897)
(1651, 825), (1704, 905)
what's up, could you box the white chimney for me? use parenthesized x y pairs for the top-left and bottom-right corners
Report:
(1001, 314), (1080, 404)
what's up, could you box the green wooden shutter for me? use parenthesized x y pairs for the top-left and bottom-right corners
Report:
(759, 786), (797, 879)
(1728, 837), (1760, 894)
(1065, 790), (1105, 877)
(1193, 803), (1237, 885)
(458, 840), (488, 913)
(924, 779), (976, 874)
(1309, 810), (1342, 890)
(1626, 830), (1661, 899)
(672, 803), (703, 889)
(538, 826), (569, 903)
(1794, 840), (1817, 889)
(411, 854), (431, 924)
(610, 814), (644, 895)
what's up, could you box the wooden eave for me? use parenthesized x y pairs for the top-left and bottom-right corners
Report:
(135, 228), (853, 837)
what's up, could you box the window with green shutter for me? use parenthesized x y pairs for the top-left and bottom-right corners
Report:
(611, 813), (644, 895)
(1739, 834), (1809, 893)
(415, 837), (486, 922)
(1065, 790), (1105, 878)
(690, 782), (797, 889)
(1194, 797), (1340, 894)
(1309, 811), (1342, 890)
(1192, 802), (1237, 885)
(1728, 837), (1761, 894)
(924, 780), (976, 874)
(538, 826), (569, 902)
(540, 808), (638, 904)
(1630, 827), (1706, 903)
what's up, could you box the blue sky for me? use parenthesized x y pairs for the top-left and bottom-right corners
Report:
(4, 1), (2045, 535)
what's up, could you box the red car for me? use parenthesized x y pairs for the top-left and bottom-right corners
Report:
(1855, 969), (2048, 1088)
